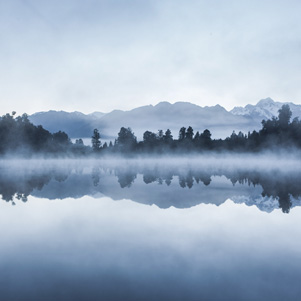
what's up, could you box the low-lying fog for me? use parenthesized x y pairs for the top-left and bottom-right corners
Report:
(1, 151), (300, 172)
(0, 152), (300, 213)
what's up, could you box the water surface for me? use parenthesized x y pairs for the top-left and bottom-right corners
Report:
(0, 158), (301, 300)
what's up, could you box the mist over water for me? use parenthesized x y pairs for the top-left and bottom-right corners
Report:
(1, 153), (301, 212)
(1, 154), (301, 300)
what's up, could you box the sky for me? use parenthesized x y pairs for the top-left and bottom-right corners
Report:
(1, 0), (301, 115)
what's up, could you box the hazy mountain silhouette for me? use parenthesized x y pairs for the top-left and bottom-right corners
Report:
(28, 99), (301, 139)
(93, 102), (257, 139)
(29, 110), (106, 138)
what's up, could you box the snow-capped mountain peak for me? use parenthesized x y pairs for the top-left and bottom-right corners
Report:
(230, 98), (301, 121)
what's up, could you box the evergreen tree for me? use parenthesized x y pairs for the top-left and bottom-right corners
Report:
(91, 129), (101, 152)
(179, 127), (186, 140)
(185, 126), (194, 140)
(163, 129), (173, 143)
(116, 127), (137, 151)
(157, 130), (164, 140)
(75, 138), (84, 145)
(200, 129), (212, 149)
(278, 104), (292, 129)
(194, 131), (200, 140)
(143, 131), (157, 149)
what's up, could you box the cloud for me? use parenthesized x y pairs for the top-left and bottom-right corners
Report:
(0, 0), (301, 114)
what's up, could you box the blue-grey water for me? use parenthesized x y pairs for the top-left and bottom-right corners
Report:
(1, 158), (301, 300)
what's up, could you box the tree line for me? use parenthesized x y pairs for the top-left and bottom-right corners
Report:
(92, 104), (301, 154)
(0, 104), (300, 156)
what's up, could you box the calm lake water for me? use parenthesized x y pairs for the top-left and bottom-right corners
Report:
(1, 157), (301, 300)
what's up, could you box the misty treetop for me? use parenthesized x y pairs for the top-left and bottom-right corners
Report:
(91, 129), (101, 152)
(0, 104), (300, 156)
(0, 112), (88, 156)
(95, 104), (301, 154)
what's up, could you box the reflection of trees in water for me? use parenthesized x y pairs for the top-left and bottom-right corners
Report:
(259, 176), (298, 214)
(179, 173), (194, 188)
(143, 168), (173, 187)
(0, 173), (52, 204)
(0, 168), (71, 205)
(194, 173), (211, 186)
(274, 191), (291, 214)
(113, 167), (301, 213)
(142, 169), (211, 188)
(0, 164), (300, 213)
(225, 170), (299, 213)
(115, 168), (137, 188)
(92, 167), (101, 187)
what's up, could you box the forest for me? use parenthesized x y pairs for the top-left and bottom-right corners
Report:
(91, 104), (301, 154)
(0, 104), (300, 156)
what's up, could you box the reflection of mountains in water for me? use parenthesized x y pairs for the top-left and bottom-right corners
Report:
(0, 161), (300, 213)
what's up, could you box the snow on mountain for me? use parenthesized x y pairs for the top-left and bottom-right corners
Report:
(231, 97), (301, 122)
(28, 99), (301, 140)
(231, 194), (280, 213)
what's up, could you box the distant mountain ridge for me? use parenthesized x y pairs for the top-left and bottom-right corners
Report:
(29, 110), (106, 138)
(28, 98), (301, 140)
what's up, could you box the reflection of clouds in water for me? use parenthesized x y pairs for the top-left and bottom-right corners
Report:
(1, 195), (301, 301)
(0, 156), (300, 213)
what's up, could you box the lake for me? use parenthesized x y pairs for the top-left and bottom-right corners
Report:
(0, 156), (301, 300)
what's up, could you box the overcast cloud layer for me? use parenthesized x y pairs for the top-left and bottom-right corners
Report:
(1, 0), (301, 115)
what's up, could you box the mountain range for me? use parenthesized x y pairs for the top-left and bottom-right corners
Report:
(230, 97), (301, 122)
(28, 98), (301, 141)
